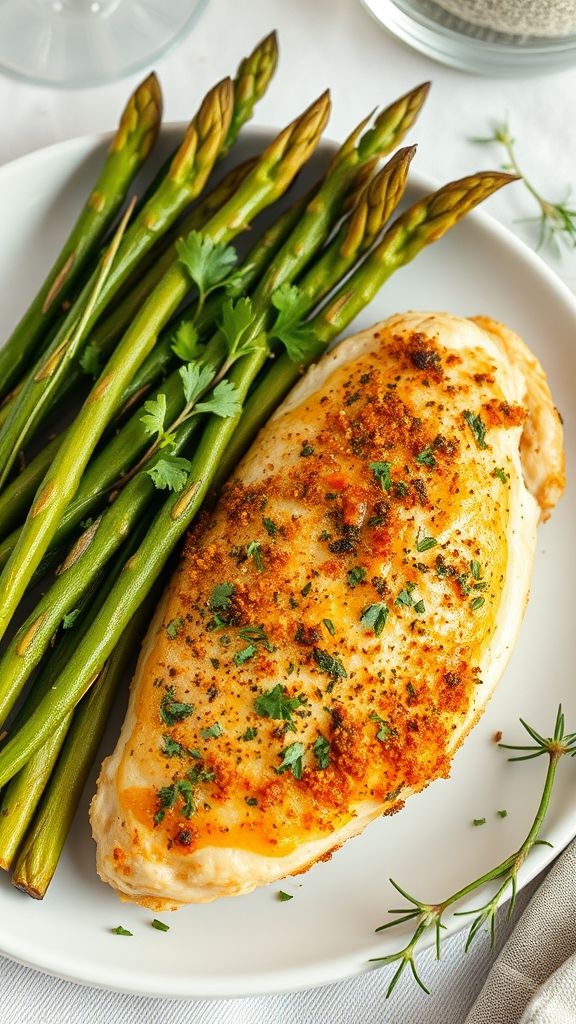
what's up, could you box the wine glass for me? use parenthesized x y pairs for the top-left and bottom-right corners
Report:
(0, 0), (208, 88)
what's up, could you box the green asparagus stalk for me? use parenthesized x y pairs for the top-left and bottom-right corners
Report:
(223, 30), (279, 155)
(136, 32), (279, 213)
(0, 170), (515, 786)
(0, 73), (162, 400)
(0, 513), (155, 871)
(0, 123), (407, 723)
(0, 94), (331, 649)
(212, 171), (517, 489)
(0, 188), (302, 551)
(0, 77), (234, 488)
(12, 592), (156, 898)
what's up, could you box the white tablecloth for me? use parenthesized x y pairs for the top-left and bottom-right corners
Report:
(0, 1), (575, 1020)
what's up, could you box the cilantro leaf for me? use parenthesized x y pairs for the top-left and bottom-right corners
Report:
(233, 644), (257, 666)
(218, 297), (257, 361)
(146, 456), (192, 493)
(416, 528), (438, 553)
(140, 394), (167, 440)
(171, 320), (203, 362)
(201, 722), (223, 740)
(369, 712), (396, 743)
(254, 684), (303, 724)
(166, 617), (184, 638)
(247, 540), (264, 572)
(160, 686), (195, 727)
(195, 379), (242, 419)
(313, 734), (330, 769)
(179, 361), (216, 405)
(176, 231), (238, 299)
(415, 446), (436, 468)
(276, 741), (305, 780)
(79, 343), (101, 378)
(209, 582), (235, 610)
(313, 648), (347, 680)
(360, 602), (389, 636)
(463, 410), (488, 449)
(493, 466), (509, 483)
(161, 735), (193, 758)
(62, 608), (81, 630)
(347, 566), (366, 588)
(370, 461), (392, 491)
(269, 283), (319, 364)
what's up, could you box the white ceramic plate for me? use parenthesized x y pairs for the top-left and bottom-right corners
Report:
(0, 127), (574, 999)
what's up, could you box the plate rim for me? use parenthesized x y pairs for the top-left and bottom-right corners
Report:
(0, 124), (575, 1000)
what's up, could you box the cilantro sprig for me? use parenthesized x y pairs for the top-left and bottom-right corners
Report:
(269, 282), (321, 363)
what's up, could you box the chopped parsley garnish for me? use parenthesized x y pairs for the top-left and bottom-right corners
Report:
(360, 602), (389, 637)
(242, 726), (257, 741)
(277, 891), (294, 901)
(369, 712), (396, 742)
(414, 600), (425, 614)
(470, 596), (485, 611)
(493, 466), (509, 483)
(247, 540), (264, 572)
(151, 919), (169, 932)
(276, 741), (305, 779)
(111, 925), (132, 936)
(254, 684), (303, 724)
(154, 765), (215, 825)
(497, 809), (508, 818)
(300, 443), (315, 457)
(313, 648), (348, 680)
(394, 481), (409, 498)
(470, 559), (481, 580)
(262, 517), (277, 537)
(233, 644), (257, 666)
(159, 686), (195, 727)
(473, 817), (486, 827)
(463, 410), (488, 449)
(415, 528), (438, 553)
(313, 734), (331, 769)
(238, 624), (275, 651)
(347, 566), (366, 588)
(406, 682), (417, 698)
(245, 796), (258, 806)
(323, 618), (335, 636)
(166, 617), (184, 639)
(62, 608), (81, 630)
(301, 581), (312, 597)
(161, 734), (198, 759)
(395, 581), (416, 608)
(369, 461), (392, 491)
(209, 582), (235, 610)
(415, 446), (436, 468)
(201, 722), (223, 740)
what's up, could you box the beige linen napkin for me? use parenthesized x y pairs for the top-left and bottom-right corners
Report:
(466, 840), (576, 1024)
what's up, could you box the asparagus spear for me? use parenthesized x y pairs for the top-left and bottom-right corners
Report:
(12, 593), (156, 898)
(223, 30), (279, 155)
(0, 135), (408, 723)
(0, 74), (162, 400)
(0, 514), (155, 871)
(0, 170), (515, 786)
(0, 94), (331, 648)
(213, 171), (517, 488)
(0, 77), (234, 489)
(136, 32), (279, 212)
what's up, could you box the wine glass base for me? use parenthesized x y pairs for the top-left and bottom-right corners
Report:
(0, 0), (209, 88)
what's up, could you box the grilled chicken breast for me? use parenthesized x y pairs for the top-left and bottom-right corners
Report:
(91, 311), (564, 909)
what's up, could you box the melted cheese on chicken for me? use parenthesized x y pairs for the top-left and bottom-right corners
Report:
(90, 312), (564, 909)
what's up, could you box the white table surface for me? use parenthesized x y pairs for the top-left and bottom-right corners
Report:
(0, 1), (575, 1020)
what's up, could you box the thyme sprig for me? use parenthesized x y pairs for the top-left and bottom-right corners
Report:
(472, 118), (576, 253)
(371, 706), (576, 998)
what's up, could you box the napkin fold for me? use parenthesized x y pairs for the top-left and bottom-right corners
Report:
(466, 840), (576, 1024)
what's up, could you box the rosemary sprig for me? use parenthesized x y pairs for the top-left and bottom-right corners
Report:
(472, 118), (576, 254)
(371, 706), (576, 998)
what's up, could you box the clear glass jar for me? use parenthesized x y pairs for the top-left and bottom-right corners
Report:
(360, 0), (576, 75)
